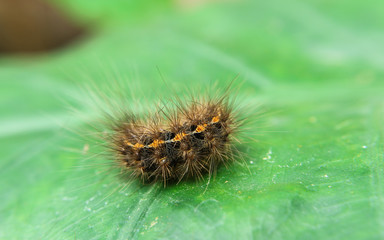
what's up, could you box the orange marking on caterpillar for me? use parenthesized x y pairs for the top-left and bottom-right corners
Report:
(173, 132), (186, 141)
(196, 124), (207, 132)
(133, 143), (144, 148)
(149, 139), (165, 148)
(124, 140), (133, 146)
(211, 116), (220, 123)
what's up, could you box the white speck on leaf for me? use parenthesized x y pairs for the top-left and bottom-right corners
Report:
(150, 217), (159, 228)
(262, 148), (274, 163)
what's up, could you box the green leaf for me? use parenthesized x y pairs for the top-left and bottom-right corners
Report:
(1, 0), (384, 239)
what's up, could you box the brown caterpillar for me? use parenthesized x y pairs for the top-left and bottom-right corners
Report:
(101, 86), (243, 186)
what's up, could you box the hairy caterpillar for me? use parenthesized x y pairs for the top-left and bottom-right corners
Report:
(109, 92), (241, 185)
(80, 77), (249, 187)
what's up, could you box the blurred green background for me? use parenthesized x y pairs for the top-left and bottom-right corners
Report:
(1, 0), (383, 239)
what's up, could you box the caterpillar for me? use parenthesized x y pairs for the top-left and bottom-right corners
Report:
(82, 79), (248, 187)
(109, 93), (241, 185)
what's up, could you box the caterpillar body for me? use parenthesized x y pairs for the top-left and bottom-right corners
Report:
(105, 89), (242, 186)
